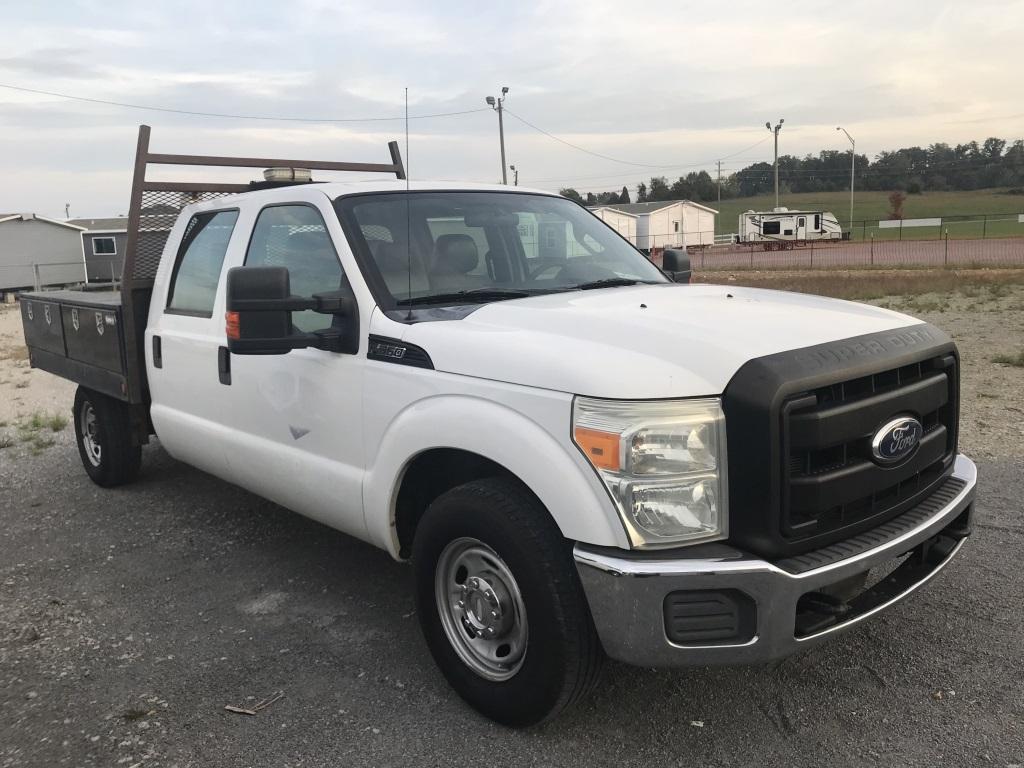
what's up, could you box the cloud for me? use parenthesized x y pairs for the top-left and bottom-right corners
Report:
(0, 0), (1022, 215)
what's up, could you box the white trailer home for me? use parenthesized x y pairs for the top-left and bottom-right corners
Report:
(589, 200), (717, 251)
(737, 208), (843, 247)
(0, 213), (86, 292)
(590, 207), (637, 245)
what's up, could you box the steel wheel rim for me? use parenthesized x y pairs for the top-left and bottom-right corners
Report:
(434, 537), (528, 681)
(80, 402), (102, 467)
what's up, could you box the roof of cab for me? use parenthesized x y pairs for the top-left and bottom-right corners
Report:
(252, 179), (558, 203)
(177, 180), (563, 220)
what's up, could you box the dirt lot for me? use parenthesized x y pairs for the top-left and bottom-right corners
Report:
(0, 305), (74, 428)
(1, 282), (1023, 767)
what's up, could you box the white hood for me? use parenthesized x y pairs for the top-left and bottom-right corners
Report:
(402, 284), (922, 399)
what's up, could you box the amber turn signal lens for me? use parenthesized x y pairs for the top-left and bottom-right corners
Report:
(225, 311), (240, 340)
(574, 427), (620, 471)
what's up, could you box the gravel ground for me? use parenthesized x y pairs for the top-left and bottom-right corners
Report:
(1, 290), (1023, 767)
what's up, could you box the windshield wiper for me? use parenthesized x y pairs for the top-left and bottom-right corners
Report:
(395, 288), (539, 307)
(570, 278), (654, 290)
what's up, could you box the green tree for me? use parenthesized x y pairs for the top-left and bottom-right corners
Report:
(559, 188), (583, 202)
(619, 186), (631, 204)
(648, 176), (671, 201)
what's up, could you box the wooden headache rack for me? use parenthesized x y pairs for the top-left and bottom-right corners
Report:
(119, 124), (405, 404)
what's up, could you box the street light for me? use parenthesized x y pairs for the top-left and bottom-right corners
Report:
(486, 87), (510, 184)
(766, 118), (784, 209)
(836, 126), (856, 235)
(509, 164), (518, 186)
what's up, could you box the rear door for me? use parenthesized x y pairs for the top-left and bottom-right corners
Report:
(147, 207), (242, 476)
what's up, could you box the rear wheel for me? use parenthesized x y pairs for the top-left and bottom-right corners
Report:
(413, 477), (603, 727)
(73, 387), (141, 487)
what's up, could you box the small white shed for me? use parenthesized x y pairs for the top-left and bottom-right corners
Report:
(590, 207), (638, 245)
(588, 200), (717, 251)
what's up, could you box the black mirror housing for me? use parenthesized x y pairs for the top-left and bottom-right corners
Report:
(662, 248), (692, 284)
(225, 266), (357, 355)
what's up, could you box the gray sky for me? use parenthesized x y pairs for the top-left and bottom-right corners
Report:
(1, 0), (1022, 218)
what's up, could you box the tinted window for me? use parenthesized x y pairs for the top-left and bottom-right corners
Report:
(762, 221), (781, 235)
(245, 205), (344, 333)
(336, 192), (666, 306)
(92, 236), (116, 256)
(167, 210), (239, 315)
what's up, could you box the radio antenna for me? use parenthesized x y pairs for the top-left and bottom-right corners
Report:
(405, 87), (413, 321)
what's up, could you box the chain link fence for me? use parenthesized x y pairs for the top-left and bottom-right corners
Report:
(688, 235), (1024, 271)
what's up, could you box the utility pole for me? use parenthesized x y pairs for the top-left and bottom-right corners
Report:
(485, 87), (509, 184)
(65, 203), (70, 219)
(716, 160), (722, 204)
(836, 126), (856, 234)
(765, 118), (784, 209)
(509, 164), (518, 186)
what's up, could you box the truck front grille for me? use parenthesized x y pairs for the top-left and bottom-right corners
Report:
(779, 354), (958, 543)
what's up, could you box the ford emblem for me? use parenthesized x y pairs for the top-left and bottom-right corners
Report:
(871, 416), (923, 465)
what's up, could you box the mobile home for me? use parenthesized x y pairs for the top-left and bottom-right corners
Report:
(589, 200), (717, 251)
(0, 213), (86, 291)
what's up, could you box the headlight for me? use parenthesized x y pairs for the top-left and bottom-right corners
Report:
(573, 397), (728, 548)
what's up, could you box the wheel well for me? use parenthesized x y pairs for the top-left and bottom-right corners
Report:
(394, 448), (516, 559)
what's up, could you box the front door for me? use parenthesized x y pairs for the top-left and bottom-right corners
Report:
(796, 216), (807, 240)
(216, 201), (368, 539)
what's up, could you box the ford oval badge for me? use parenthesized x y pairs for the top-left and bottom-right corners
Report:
(871, 416), (923, 465)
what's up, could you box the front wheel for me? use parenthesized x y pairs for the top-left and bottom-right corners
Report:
(73, 387), (141, 487)
(413, 477), (603, 727)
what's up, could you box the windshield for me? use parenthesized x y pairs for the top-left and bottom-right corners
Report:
(335, 192), (667, 307)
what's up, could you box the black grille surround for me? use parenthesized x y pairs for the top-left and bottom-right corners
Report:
(722, 323), (959, 559)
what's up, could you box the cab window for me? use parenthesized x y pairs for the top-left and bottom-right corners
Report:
(244, 205), (345, 333)
(166, 209), (239, 316)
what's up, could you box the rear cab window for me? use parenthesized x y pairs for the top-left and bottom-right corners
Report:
(166, 210), (239, 316)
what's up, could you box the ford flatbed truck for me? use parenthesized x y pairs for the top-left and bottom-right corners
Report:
(19, 126), (976, 726)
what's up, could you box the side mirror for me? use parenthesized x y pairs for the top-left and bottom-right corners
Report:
(662, 248), (691, 284)
(225, 266), (353, 355)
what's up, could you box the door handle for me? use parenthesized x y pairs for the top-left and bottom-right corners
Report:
(218, 346), (231, 385)
(152, 335), (162, 368)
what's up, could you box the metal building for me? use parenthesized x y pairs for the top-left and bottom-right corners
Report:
(0, 213), (86, 291)
(68, 217), (130, 282)
(590, 200), (718, 251)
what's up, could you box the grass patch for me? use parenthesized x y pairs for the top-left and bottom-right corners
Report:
(28, 435), (55, 455)
(17, 412), (67, 438)
(713, 188), (1024, 239)
(992, 350), (1024, 367)
(0, 435), (13, 450)
(46, 413), (68, 432)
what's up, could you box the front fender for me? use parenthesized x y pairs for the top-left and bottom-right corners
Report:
(362, 393), (630, 558)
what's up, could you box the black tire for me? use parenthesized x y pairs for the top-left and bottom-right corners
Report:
(413, 477), (603, 727)
(73, 386), (141, 487)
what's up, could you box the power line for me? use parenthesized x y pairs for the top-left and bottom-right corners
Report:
(505, 107), (767, 171)
(0, 82), (490, 123)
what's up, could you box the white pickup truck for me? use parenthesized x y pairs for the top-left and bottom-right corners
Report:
(20, 128), (976, 726)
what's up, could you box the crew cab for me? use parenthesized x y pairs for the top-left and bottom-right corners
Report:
(19, 127), (976, 726)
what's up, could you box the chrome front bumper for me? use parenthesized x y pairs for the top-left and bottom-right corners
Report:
(574, 454), (977, 667)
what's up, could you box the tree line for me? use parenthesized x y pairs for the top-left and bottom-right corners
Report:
(560, 137), (1024, 205)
